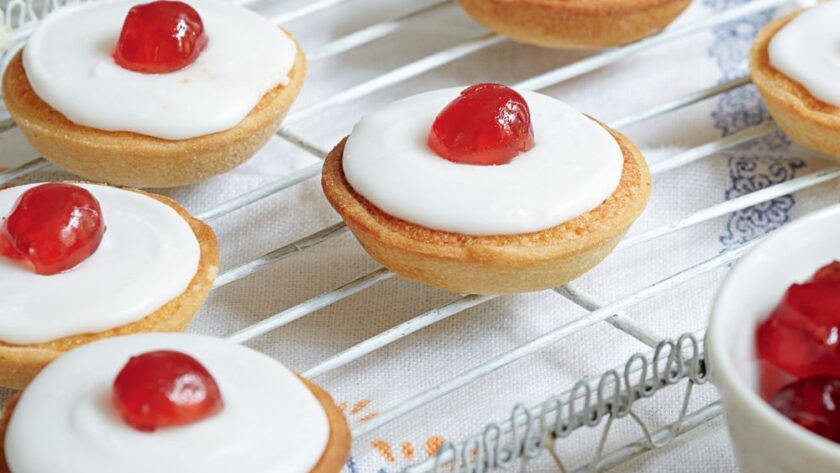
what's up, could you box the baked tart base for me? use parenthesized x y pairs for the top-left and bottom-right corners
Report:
(457, 0), (691, 49)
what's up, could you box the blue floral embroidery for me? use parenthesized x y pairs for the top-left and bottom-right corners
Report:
(703, 0), (805, 249)
(345, 455), (362, 473)
(720, 155), (806, 246)
(344, 454), (390, 473)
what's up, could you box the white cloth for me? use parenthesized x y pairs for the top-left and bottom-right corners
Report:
(1, 0), (838, 472)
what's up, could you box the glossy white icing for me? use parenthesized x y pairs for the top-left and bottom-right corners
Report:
(769, 1), (840, 107)
(22, 0), (297, 140)
(0, 183), (200, 344)
(342, 87), (624, 236)
(5, 333), (330, 473)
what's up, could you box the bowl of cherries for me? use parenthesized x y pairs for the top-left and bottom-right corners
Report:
(708, 203), (840, 473)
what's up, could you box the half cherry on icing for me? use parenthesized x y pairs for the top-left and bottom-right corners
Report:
(0, 183), (105, 275)
(756, 261), (840, 442)
(114, 0), (208, 74)
(428, 83), (535, 166)
(113, 350), (223, 432)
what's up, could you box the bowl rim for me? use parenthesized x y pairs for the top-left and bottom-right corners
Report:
(708, 203), (840, 460)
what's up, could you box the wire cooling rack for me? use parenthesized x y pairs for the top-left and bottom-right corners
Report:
(1, 0), (837, 471)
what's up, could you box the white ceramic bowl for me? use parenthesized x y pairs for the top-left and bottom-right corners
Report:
(708, 203), (840, 473)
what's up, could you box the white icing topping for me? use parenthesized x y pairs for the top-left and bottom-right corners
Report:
(768, 1), (840, 107)
(0, 184), (200, 344)
(343, 88), (624, 236)
(5, 333), (330, 473)
(22, 0), (297, 140)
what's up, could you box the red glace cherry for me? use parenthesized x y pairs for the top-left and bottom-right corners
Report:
(1, 183), (105, 275)
(114, 1), (208, 74)
(113, 350), (223, 432)
(770, 376), (840, 442)
(755, 261), (840, 398)
(756, 261), (840, 443)
(428, 83), (535, 166)
(812, 261), (840, 283)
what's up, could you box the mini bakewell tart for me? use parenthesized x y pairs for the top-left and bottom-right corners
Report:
(1, 0), (307, 188)
(750, 2), (840, 160)
(457, 0), (691, 49)
(322, 84), (652, 295)
(0, 333), (350, 473)
(0, 183), (218, 389)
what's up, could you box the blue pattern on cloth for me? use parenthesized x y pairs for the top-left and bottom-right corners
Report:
(704, 0), (805, 248)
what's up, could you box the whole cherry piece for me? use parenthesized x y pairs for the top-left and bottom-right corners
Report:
(428, 83), (535, 166)
(755, 260), (840, 399)
(113, 350), (223, 432)
(114, 0), (208, 74)
(770, 376), (840, 443)
(1, 183), (105, 275)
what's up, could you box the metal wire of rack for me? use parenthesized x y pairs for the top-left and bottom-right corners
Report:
(0, 0), (835, 471)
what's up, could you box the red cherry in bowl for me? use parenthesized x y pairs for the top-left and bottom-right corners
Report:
(755, 261), (840, 392)
(1, 183), (105, 275)
(113, 350), (223, 432)
(428, 83), (535, 166)
(114, 1), (208, 74)
(812, 261), (840, 283)
(770, 376), (840, 442)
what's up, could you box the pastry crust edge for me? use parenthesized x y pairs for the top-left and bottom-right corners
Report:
(457, 0), (691, 49)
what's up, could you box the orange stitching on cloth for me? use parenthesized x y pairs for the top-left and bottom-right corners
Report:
(401, 442), (415, 462)
(358, 411), (379, 423)
(350, 399), (371, 415)
(426, 435), (445, 457)
(343, 399), (445, 465)
(337, 398), (378, 423)
(371, 436), (447, 464)
(371, 440), (396, 463)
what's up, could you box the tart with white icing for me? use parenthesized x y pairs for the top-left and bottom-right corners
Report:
(750, 2), (840, 159)
(322, 84), (651, 295)
(457, 0), (691, 49)
(0, 333), (350, 473)
(0, 183), (218, 389)
(1, 0), (307, 188)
